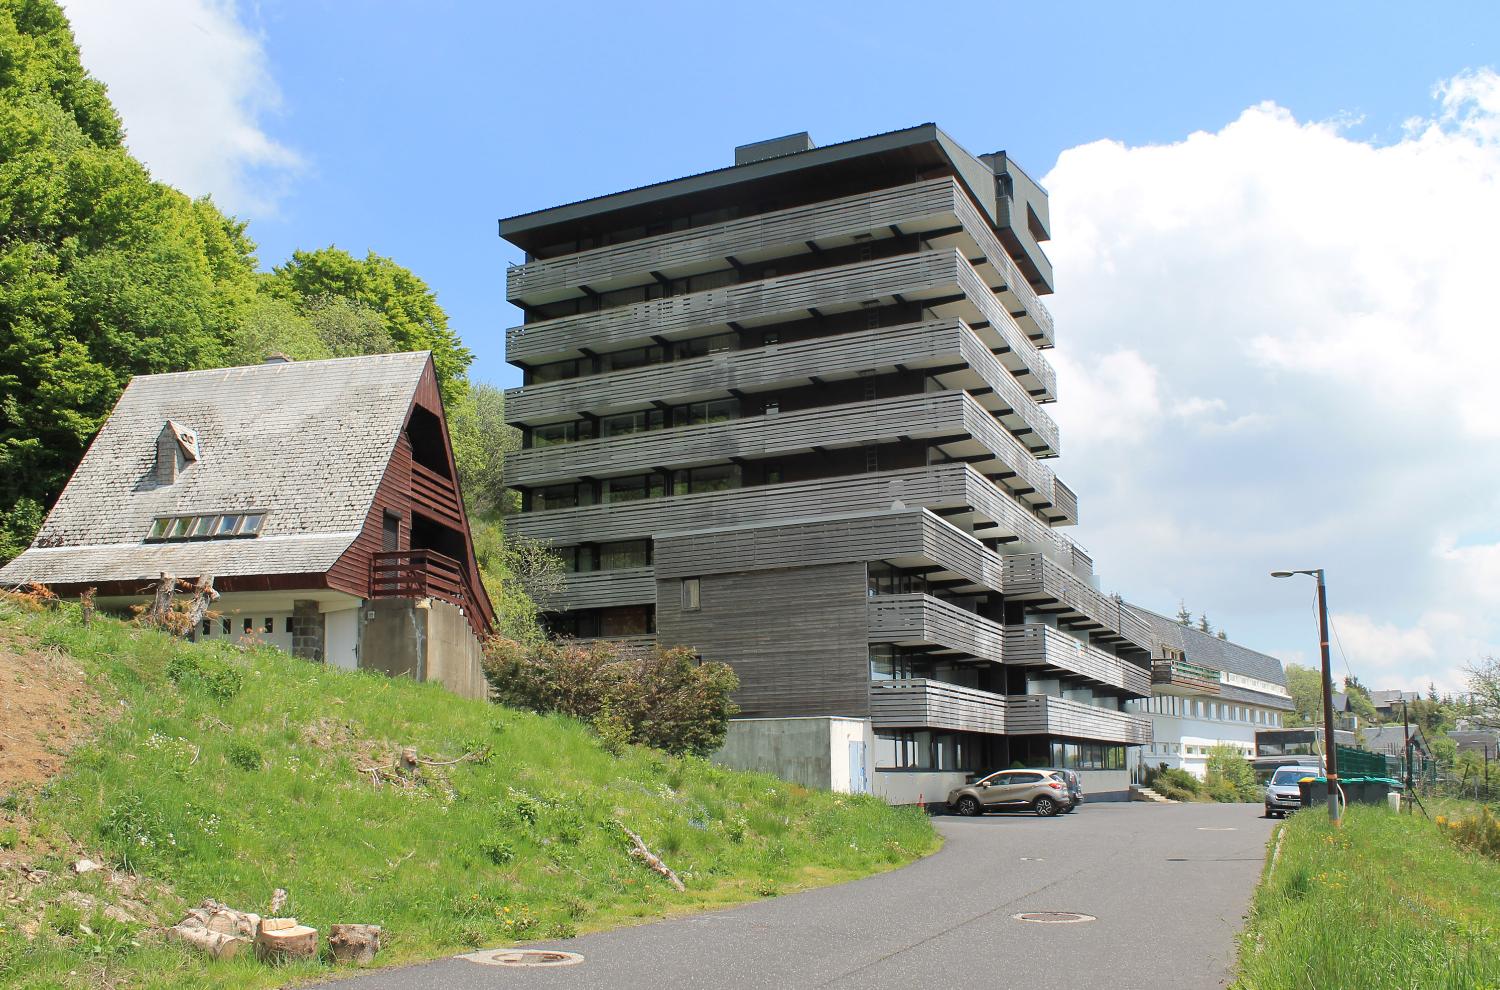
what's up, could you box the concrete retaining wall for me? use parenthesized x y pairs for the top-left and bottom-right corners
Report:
(713, 717), (873, 793)
(357, 598), (488, 700)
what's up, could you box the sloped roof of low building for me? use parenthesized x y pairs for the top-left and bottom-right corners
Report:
(0, 352), (432, 588)
(1127, 604), (1289, 687)
(1362, 724), (1429, 755)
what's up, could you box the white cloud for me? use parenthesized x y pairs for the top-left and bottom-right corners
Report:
(61, 0), (301, 214)
(1044, 69), (1500, 694)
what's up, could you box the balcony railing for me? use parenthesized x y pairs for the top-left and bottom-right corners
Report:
(507, 177), (1054, 346)
(506, 248), (1056, 401)
(1004, 695), (1153, 745)
(556, 567), (656, 611)
(999, 553), (1155, 652)
(506, 462), (1055, 553)
(869, 678), (1007, 735)
(505, 318), (1060, 457)
(1151, 659), (1223, 697)
(409, 461), (463, 530)
(370, 549), (483, 637)
(1004, 625), (1152, 697)
(867, 594), (1006, 665)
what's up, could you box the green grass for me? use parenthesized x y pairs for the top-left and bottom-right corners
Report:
(1234, 805), (1500, 989)
(0, 598), (937, 989)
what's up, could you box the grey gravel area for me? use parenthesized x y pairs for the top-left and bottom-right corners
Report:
(321, 801), (1272, 990)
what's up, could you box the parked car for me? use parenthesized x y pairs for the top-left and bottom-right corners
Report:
(1048, 768), (1084, 811)
(948, 769), (1073, 817)
(1263, 765), (1320, 818)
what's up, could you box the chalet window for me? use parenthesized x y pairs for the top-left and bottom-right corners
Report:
(146, 512), (266, 542)
(382, 512), (401, 552)
(263, 618), (273, 634)
(240, 514), (264, 536)
(202, 619), (212, 636)
(221, 617), (231, 635)
(243, 618), (253, 634)
(191, 516), (215, 538)
(681, 578), (701, 612)
(285, 617), (294, 634)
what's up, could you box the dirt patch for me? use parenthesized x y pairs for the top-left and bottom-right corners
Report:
(0, 622), (104, 795)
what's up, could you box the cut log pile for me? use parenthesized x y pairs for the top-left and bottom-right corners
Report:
(165, 894), (380, 966)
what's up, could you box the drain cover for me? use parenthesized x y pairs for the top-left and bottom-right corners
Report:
(1013, 911), (1096, 924)
(460, 949), (585, 967)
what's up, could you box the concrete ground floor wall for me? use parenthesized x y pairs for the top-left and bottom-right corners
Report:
(712, 717), (874, 794)
(99, 588), (487, 700)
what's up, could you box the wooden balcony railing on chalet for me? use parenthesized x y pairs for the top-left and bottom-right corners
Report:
(869, 678), (1007, 735)
(409, 462), (463, 530)
(999, 553), (1155, 652)
(507, 177), (1054, 346)
(1151, 659), (1223, 697)
(1004, 694), (1153, 745)
(1004, 625), (1152, 698)
(505, 318), (1060, 457)
(370, 549), (483, 637)
(506, 249), (1057, 401)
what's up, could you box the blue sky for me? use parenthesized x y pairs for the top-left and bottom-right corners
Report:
(61, 1), (1500, 693)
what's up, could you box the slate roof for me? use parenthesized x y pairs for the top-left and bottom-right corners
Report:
(1370, 689), (1420, 709)
(0, 352), (431, 588)
(1362, 724), (1431, 756)
(1127, 605), (1290, 688)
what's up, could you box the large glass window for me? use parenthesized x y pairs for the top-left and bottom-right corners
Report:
(600, 540), (651, 570)
(672, 398), (739, 427)
(867, 562), (929, 596)
(534, 483), (594, 510)
(673, 333), (737, 361)
(672, 464), (741, 495)
(601, 409), (665, 437)
(869, 645), (931, 681)
(603, 474), (665, 504)
(598, 345), (665, 373)
(532, 421), (589, 447)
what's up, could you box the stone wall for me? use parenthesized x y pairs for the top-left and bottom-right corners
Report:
(290, 599), (325, 662)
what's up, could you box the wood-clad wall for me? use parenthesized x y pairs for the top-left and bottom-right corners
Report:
(656, 561), (870, 719)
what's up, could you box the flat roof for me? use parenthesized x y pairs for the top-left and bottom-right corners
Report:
(498, 124), (1011, 246)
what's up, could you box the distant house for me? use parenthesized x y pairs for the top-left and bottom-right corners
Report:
(1450, 726), (1500, 757)
(1124, 607), (1296, 780)
(0, 352), (494, 698)
(1369, 689), (1420, 718)
(1362, 724), (1431, 761)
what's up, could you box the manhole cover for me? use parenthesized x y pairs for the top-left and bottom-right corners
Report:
(460, 949), (585, 967)
(1013, 911), (1096, 924)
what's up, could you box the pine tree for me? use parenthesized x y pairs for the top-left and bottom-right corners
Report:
(1176, 601), (1192, 625)
(1197, 615), (1213, 634)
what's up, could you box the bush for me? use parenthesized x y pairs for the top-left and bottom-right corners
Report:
(1204, 744), (1260, 802)
(1437, 806), (1500, 859)
(481, 638), (739, 757)
(225, 741), (262, 771)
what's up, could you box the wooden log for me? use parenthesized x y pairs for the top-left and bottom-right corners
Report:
(168, 923), (248, 959)
(182, 575), (219, 631)
(328, 924), (382, 964)
(195, 899), (260, 939)
(616, 821), (686, 891)
(255, 920), (318, 963)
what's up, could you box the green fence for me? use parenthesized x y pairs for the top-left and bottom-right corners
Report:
(1336, 745), (1388, 778)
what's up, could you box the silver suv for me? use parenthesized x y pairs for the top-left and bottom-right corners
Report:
(948, 769), (1073, 817)
(1263, 765), (1319, 818)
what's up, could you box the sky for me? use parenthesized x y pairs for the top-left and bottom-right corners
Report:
(58, 0), (1500, 694)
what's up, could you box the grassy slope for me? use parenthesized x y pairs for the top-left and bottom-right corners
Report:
(0, 598), (936, 989)
(1234, 804), (1500, 990)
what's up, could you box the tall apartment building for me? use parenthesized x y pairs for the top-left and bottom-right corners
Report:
(500, 126), (1154, 802)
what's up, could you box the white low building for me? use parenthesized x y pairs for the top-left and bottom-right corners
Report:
(1124, 608), (1295, 781)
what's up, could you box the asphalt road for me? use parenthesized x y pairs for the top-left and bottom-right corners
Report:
(325, 802), (1272, 990)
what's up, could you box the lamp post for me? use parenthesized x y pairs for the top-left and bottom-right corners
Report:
(1272, 568), (1341, 825)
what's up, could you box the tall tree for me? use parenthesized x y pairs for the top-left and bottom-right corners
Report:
(0, 0), (258, 561)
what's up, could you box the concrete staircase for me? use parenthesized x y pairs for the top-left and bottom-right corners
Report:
(1130, 785), (1178, 804)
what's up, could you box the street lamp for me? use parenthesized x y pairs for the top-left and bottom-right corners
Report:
(1271, 568), (1342, 825)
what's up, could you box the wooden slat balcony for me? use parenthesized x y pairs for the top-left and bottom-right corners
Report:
(556, 566), (656, 611)
(507, 177), (1054, 346)
(1004, 695), (1153, 745)
(506, 248), (1056, 402)
(409, 462), (464, 529)
(867, 593), (1006, 665)
(507, 390), (1073, 525)
(1151, 659), (1223, 697)
(568, 635), (658, 659)
(506, 318), (1060, 458)
(370, 548), (483, 637)
(505, 462), (1054, 551)
(869, 678), (1007, 735)
(1003, 625), (1152, 698)
(1000, 553), (1155, 653)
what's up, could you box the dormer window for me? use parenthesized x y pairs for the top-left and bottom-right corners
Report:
(146, 512), (265, 542)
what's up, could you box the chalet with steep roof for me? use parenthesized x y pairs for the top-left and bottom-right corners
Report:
(0, 351), (494, 698)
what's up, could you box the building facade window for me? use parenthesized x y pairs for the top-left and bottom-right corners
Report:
(681, 578), (701, 612)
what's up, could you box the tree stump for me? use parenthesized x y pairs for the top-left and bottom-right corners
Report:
(329, 924), (382, 964)
(397, 747), (419, 779)
(255, 918), (318, 963)
(168, 924), (247, 959)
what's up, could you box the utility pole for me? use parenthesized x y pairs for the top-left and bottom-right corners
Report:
(1272, 567), (1341, 825)
(1403, 699), (1414, 813)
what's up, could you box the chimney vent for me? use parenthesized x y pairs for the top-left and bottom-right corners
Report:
(735, 132), (815, 166)
(264, 352), (292, 364)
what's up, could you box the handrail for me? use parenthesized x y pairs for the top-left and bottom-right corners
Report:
(371, 548), (483, 637)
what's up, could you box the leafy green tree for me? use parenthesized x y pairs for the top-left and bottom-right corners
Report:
(449, 383), (518, 516)
(1283, 664), (1325, 727)
(1204, 744), (1259, 802)
(266, 247), (471, 404)
(0, 0), (259, 562)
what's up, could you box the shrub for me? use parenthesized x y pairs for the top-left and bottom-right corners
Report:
(225, 741), (262, 771)
(481, 638), (739, 757)
(1204, 745), (1260, 802)
(1437, 807), (1500, 859)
